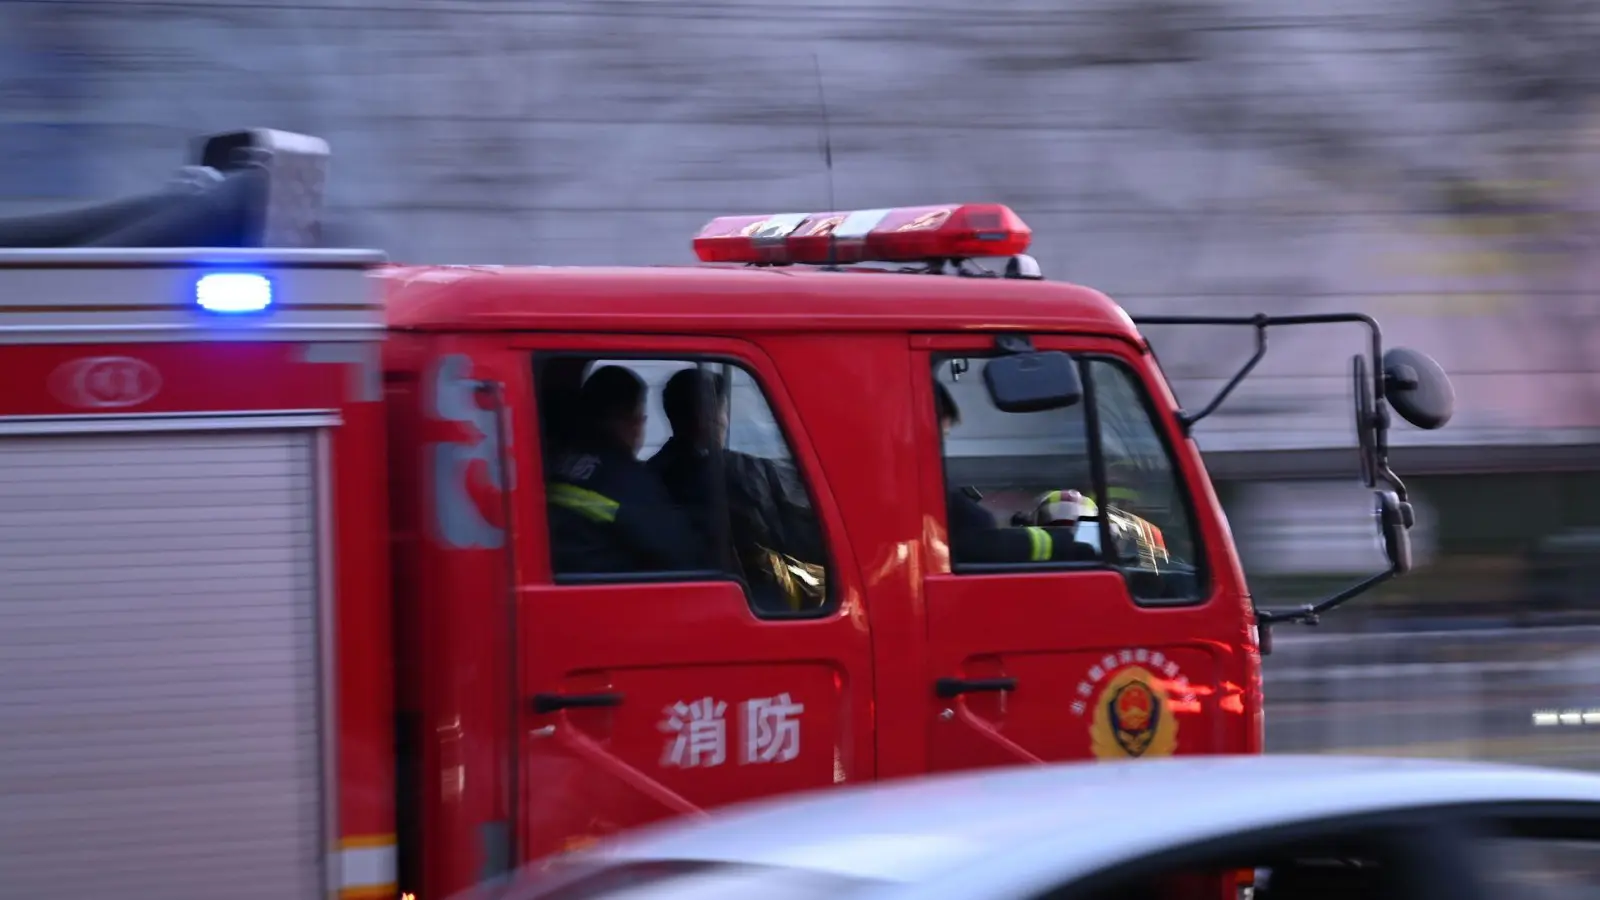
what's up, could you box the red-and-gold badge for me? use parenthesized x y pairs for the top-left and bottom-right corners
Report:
(1071, 648), (1196, 760)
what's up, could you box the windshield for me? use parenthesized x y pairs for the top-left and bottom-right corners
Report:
(509, 859), (886, 900)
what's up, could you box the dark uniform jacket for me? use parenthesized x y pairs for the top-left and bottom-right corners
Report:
(947, 488), (1092, 565)
(649, 438), (825, 562)
(648, 437), (828, 610)
(546, 434), (712, 575)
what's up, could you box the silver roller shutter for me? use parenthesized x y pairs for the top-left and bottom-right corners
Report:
(0, 428), (326, 900)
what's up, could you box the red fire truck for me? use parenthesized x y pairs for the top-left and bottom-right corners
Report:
(0, 131), (1454, 900)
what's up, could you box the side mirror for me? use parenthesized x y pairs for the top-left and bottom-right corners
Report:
(1383, 347), (1454, 431)
(1351, 355), (1377, 487)
(983, 351), (1083, 413)
(1375, 490), (1413, 575)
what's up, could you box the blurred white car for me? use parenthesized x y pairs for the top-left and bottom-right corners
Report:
(489, 756), (1600, 900)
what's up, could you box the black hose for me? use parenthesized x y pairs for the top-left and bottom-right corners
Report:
(0, 166), (271, 249)
(86, 167), (269, 248)
(0, 192), (176, 248)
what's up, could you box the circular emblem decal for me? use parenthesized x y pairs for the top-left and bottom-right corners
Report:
(1091, 666), (1176, 759)
(48, 356), (162, 409)
(1072, 648), (1196, 761)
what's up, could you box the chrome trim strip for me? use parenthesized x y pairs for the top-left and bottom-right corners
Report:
(0, 409), (341, 436)
(0, 325), (384, 344)
(0, 248), (386, 266)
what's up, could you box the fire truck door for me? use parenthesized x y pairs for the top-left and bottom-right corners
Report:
(913, 335), (1225, 771)
(512, 338), (873, 861)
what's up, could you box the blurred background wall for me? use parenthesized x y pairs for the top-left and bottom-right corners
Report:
(6, 0), (1600, 758)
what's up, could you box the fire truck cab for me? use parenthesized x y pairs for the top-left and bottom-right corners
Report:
(0, 131), (1455, 900)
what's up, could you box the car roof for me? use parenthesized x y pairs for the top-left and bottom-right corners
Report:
(572, 756), (1600, 891)
(378, 263), (1140, 339)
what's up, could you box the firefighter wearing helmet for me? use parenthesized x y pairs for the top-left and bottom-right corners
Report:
(935, 383), (1096, 565)
(1026, 476), (1169, 567)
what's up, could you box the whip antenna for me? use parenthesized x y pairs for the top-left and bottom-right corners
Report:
(812, 53), (840, 269)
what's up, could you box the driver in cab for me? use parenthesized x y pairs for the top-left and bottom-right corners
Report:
(936, 382), (1097, 566)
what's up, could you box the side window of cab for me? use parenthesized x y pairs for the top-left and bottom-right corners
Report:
(934, 356), (1100, 569)
(533, 354), (834, 617)
(934, 352), (1205, 603)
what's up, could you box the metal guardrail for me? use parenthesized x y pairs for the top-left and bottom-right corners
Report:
(1262, 626), (1600, 770)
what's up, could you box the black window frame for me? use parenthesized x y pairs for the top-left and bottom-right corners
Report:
(932, 352), (1210, 606)
(1083, 354), (1211, 606)
(533, 351), (839, 621)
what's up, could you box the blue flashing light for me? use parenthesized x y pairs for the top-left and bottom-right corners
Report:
(195, 272), (273, 314)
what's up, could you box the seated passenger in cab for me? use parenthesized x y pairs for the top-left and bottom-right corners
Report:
(546, 365), (713, 575)
(936, 383), (1097, 566)
(649, 367), (828, 612)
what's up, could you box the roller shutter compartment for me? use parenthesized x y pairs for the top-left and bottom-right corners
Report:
(0, 429), (325, 900)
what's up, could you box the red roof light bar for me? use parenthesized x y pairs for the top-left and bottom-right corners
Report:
(693, 203), (1033, 265)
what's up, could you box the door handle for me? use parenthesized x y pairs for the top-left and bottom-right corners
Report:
(530, 692), (624, 714)
(935, 677), (1017, 699)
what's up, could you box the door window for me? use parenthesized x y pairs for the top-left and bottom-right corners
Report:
(933, 355), (1098, 568)
(932, 353), (1204, 602)
(534, 354), (833, 617)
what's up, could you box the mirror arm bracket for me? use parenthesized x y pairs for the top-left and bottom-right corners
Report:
(993, 333), (1034, 355)
(1377, 463), (1409, 504)
(1133, 312), (1388, 437)
(1174, 315), (1270, 434)
(1255, 566), (1399, 627)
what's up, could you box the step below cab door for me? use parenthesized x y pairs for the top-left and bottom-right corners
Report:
(510, 335), (873, 862)
(914, 333), (1253, 770)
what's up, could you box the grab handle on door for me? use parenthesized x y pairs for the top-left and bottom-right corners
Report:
(530, 692), (624, 714)
(935, 677), (1017, 699)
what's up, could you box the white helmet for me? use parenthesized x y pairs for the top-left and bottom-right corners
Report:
(1032, 489), (1092, 526)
